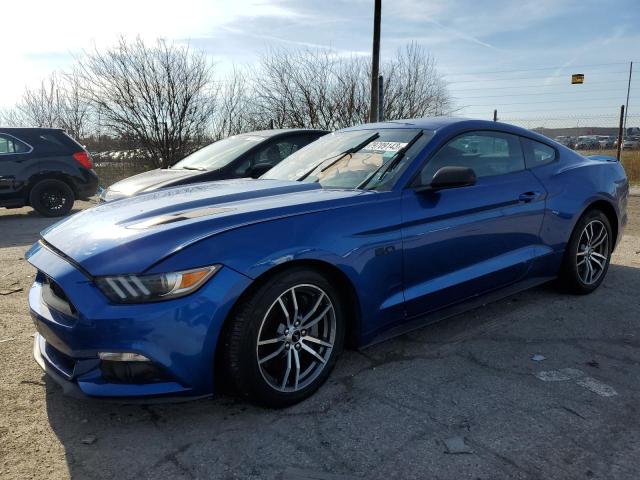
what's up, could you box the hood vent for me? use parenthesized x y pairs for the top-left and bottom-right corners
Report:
(127, 207), (234, 230)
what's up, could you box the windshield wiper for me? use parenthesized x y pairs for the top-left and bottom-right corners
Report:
(179, 166), (207, 171)
(297, 133), (380, 182)
(357, 131), (424, 190)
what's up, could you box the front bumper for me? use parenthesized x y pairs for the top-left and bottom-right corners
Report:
(27, 241), (252, 399)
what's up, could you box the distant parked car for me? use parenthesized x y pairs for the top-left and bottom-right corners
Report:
(595, 136), (614, 149)
(622, 137), (640, 150)
(575, 136), (600, 150)
(0, 128), (98, 216)
(100, 129), (328, 202)
(554, 136), (575, 148)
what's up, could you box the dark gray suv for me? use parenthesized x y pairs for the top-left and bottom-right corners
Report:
(0, 128), (98, 216)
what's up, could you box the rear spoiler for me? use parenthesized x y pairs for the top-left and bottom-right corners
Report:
(586, 155), (618, 163)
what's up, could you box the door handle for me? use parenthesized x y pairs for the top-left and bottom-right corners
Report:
(518, 191), (540, 203)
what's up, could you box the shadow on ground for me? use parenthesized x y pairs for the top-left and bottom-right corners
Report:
(0, 207), (86, 249)
(44, 263), (640, 480)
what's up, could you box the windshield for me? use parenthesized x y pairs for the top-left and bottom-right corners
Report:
(263, 128), (432, 189)
(171, 135), (265, 171)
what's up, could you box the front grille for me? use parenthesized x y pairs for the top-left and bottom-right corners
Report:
(100, 361), (173, 384)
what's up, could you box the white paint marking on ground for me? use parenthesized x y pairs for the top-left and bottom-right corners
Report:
(535, 368), (618, 397)
(535, 368), (585, 382)
(576, 377), (618, 397)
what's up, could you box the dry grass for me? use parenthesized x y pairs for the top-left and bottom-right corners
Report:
(576, 149), (640, 185)
(94, 163), (151, 188)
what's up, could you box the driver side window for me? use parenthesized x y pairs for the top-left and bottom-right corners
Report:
(419, 131), (525, 185)
(234, 138), (303, 176)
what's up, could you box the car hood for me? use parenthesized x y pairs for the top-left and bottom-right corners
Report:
(103, 168), (207, 200)
(37, 179), (371, 276)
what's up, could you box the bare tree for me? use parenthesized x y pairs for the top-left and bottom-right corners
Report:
(75, 37), (216, 168)
(3, 40), (452, 161)
(18, 75), (63, 128)
(212, 66), (256, 139)
(0, 107), (28, 127)
(5, 73), (93, 138)
(382, 43), (453, 119)
(252, 44), (451, 131)
(58, 72), (93, 139)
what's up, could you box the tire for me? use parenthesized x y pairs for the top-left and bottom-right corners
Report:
(222, 267), (345, 408)
(559, 209), (613, 294)
(29, 179), (75, 217)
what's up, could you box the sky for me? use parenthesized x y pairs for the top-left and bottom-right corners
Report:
(1, 0), (639, 126)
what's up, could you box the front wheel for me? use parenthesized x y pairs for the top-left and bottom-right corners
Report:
(223, 268), (345, 407)
(559, 209), (613, 294)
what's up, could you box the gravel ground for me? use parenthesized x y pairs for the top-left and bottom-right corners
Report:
(1, 197), (640, 480)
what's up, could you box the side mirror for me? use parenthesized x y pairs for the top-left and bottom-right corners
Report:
(248, 162), (275, 179)
(417, 166), (476, 192)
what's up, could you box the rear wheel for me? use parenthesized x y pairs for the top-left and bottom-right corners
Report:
(559, 209), (612, 294)
(29, 179), (75, 217)
(223, 268), (345, 407)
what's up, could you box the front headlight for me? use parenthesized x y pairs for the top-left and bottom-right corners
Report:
(95, 265), (221, 303)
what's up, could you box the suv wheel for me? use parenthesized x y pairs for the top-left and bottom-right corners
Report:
(29, 179), (75, 217)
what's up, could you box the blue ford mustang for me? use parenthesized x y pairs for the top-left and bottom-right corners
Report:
(27, 118), (628, 407)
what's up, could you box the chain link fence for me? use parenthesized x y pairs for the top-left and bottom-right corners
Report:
(498, 112), (640, 183)
(92, 149), (154, 188)
(87, 111), (640, 188)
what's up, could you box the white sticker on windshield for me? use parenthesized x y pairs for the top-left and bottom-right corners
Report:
(365, 141), (407, 152)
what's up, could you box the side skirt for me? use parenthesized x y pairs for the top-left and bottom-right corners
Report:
(361, 275), (556, 349)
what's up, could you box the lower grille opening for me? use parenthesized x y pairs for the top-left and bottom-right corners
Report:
(100, 361), (173, 384)
(44, 342), (76, 378)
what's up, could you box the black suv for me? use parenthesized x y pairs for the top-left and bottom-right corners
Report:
(0, 128), (98, 216)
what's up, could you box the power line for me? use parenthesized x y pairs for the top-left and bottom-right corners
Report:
(460, 96), (627, 107)
(449, 80), (632, 92)
(451, 87), (635, 99)
(462, 105), (626, 114)
(439, 61), (633, 76)
(446, 71), (630, 85)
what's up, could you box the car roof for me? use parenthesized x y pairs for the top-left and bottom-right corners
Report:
(0, 127), (65, 133)
(339, 117), (555, 144)
(239, 128), (330, 138)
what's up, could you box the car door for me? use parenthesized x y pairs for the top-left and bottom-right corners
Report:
(0, 133), (36, 204)
(401, 130), (547, 318)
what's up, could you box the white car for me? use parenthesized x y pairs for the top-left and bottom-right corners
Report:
(622, 137), (640, 150)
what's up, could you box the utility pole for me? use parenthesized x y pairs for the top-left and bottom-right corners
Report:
(369, 0), (381, 123)
(617, 105), (625, 161)
(378, 75), (384, 122)
(624, 61), (633, 135)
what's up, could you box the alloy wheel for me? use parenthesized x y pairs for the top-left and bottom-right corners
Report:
(256, 284), (336, 393)
(41, 189), (67, 213)
(576, 219), (609, 285)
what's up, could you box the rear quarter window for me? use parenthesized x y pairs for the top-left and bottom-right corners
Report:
(522, 138), (556, 168)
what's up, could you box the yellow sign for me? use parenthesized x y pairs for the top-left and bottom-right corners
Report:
(571, 74), (585, 84)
